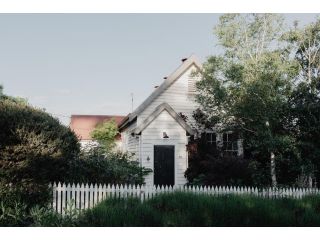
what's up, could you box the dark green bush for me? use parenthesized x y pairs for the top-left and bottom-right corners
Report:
(0, 97), (80, 206)
(67, 146), (152, 185)
(0, 182), (51, 211)
(185, 137), (252, 186)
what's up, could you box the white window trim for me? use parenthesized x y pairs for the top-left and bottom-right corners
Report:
(204, 130), (242, 156)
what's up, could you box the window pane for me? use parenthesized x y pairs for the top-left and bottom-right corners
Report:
(211, 133), (216, 143)
(213, 142), (217, 149)
(222, 132), (239, 154)
(205, 133), (217, 145)
(230, 133), (237, 141)
(232, 141), (238, 151)
(206, 133), (211, 142)
(223, 133), (227, 142)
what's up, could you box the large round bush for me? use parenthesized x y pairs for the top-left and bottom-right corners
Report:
(0, 97), (80, 205)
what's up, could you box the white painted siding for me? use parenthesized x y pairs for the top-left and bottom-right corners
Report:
(137, 65), (200, 127)
(140, 110), (188, 186)
(188, 72), (197, 93)
(121, 121), (140, 161)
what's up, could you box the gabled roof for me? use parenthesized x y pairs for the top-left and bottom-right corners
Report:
(70, 115), (126, 140)
(132, 103), (195, 135)
(119, 54), (202, 131)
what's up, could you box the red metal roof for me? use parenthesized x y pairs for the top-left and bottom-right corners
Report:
(70, 115), (126, 140)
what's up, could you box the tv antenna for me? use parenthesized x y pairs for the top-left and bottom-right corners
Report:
(131, 93), (134, 112)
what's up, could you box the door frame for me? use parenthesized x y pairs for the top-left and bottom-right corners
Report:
(153, 144), (175, 186)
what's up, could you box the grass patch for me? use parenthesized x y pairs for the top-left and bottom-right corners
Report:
(76, 192), (320, 227)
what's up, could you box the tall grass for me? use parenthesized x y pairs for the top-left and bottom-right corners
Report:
(77, 192), (320, 227)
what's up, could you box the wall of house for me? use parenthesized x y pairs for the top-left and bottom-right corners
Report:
(121, 121), (140, 162)
(140, 110), (188, 186)
(137, 65), (200, 128)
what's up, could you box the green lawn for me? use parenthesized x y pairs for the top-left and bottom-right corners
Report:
(75, 192), (320, 227)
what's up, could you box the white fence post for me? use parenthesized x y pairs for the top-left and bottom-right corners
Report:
(102, 184), (107, 201)
(61, 183), (67, 215)
(57, 182), (62, 214)
(84, 183), (89, 210)
(65, 183), (71, 213)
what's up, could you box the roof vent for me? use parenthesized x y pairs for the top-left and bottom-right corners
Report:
(181, 58), (188, 62)
(154, 86), (159, 89)
(163, 77), (167, 79)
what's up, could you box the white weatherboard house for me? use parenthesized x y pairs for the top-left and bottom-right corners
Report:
(119, 54), (242, 186)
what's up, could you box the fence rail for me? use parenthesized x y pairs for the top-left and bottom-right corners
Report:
(50, 182), (320, 214)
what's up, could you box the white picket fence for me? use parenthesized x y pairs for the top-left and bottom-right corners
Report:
(50, 182), (320, 214)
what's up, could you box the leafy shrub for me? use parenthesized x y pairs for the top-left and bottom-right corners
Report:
(0, 182), (51, 211)
(67, 146), (152, 185)
(0, 97), (80, 206)
(0, 200), (79, 227)
(30, 204), (79, 227)
(185, 137), (252, 186)
(0, 200), (31, 226)
(185, 133), (299, 187)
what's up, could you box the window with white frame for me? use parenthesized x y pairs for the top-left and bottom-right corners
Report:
(204, 132), (217, 148)
(222, 132), (238, 156)
(202, 132), (239, 156)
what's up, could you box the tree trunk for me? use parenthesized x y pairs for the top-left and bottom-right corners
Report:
(270, 152), (277, 188)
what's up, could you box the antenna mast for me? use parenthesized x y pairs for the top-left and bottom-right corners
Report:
(131, 93), (134, 112)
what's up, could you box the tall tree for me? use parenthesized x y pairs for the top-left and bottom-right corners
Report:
(196, 14), (297, 187)
(285, 19), (320, 186)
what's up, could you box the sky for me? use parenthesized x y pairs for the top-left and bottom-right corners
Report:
(0, 13), (319, 125)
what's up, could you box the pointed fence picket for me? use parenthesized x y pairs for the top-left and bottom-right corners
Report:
(84, 184), (89, 210)
(50, 182), (320, 214)
(56, 182), (62, 214)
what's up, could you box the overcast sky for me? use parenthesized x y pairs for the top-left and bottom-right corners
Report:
(0, 14), (318, 125)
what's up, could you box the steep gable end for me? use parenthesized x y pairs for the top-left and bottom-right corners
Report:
(119, 54), (202, 130)
(133, 103), (195, 135)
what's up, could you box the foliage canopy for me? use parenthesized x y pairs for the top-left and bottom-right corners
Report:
(192, 14), (320, 187)
(90, 119), (119, 151)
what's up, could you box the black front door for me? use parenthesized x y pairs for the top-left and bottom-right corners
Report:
(154, 145), (175, 186)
